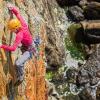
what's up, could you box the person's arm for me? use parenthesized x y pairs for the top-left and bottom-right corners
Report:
(8, 5), (28, 27)
(1, 32), (23, 51)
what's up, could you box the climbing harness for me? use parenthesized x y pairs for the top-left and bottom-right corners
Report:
(31, 36), (41, 59)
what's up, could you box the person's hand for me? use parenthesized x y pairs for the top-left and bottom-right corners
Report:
(7, 3), (19, 14)
(7, 3), (14, 11)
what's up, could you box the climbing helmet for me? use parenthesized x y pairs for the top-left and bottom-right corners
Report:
(8, 19), (21, 30)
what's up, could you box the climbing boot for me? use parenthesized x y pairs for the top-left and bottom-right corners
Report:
(14, 66), (24, 86)
(14, 75), (24, 86)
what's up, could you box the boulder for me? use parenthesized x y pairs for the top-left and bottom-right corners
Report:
(84, 2), (100, 20)
(68, 6), (85, 22)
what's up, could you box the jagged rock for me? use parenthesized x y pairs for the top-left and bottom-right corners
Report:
(43, 0), (66, 69)
(0, 0), (47, 100)
(46, 80), (61, 100)
(68, 6), (85, 22)
(84, 2), (100, 20)
(58, 0), (100, 100)
(65, 68), (78, 84)
(76, 44), (100, 86)
(65, 45), (100, 100)
(0, 0), (66, 99)
(78, 87), (97, 100)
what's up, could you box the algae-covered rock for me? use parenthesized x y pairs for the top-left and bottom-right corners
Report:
(67, 23), (83, 43)
(66, 23), (85, 59)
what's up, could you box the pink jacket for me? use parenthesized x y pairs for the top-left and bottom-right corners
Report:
(1, 7), (33, 51)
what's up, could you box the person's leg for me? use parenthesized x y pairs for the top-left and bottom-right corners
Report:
(15, 51), (31, 86)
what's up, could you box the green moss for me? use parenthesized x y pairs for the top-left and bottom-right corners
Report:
(65, 23), (85, 60)
(46, 72), (54, 80)
(65, 36), (84, 60)
(68, 24), (81, 33)
(67, 23), (82, 43)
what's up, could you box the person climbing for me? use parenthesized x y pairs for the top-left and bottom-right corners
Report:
(0, 4), (34, 86)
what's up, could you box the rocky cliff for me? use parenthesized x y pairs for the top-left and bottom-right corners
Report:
(1, 0), (100, 100)
(62, 0), (100, 100)
(0, 0), (66, 100)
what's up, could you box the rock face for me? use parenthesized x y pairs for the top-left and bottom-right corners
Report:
(64, 45), (100, 100)
(0, 0), (66, 99)
(43, 0), (66, 70)
(57, 0), (100, 22)
(0, 0), (47, 100)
